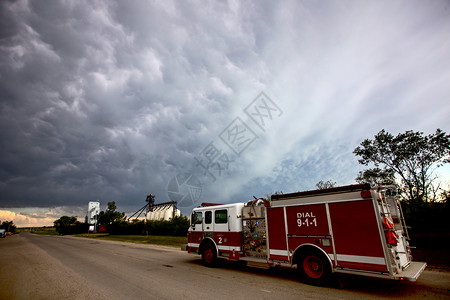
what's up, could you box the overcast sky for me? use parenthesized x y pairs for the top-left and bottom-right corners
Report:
(1, 0), (449, 227)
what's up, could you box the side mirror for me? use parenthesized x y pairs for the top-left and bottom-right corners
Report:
(191, 212), (196, 227)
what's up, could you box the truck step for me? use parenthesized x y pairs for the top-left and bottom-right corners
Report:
(394, 261), (427, 281)
(246, 260), (270, 269)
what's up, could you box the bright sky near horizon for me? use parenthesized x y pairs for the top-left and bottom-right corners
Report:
(1, 0), (449, 227)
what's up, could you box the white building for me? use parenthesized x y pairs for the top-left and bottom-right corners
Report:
(147, 205), (180, 221)
(87, 201), (100, 224)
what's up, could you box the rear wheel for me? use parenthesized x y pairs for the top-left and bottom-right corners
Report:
(297, 249), (332, 286)
(201, 243), (217, 267)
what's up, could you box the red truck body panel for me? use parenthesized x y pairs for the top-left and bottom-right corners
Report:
(186, 185), (426, 283)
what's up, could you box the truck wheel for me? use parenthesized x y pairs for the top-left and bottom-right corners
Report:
(297, 249), (332, 286)
(201, 243), (217, 267)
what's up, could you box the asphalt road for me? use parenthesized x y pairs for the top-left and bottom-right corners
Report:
(0, 232), (449, 299)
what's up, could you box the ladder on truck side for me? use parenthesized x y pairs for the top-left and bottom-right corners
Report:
(375, 186), (426, 281)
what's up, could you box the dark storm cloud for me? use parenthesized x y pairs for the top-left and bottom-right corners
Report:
(1, 1), (151, 207)
(0, 0), (269, 211)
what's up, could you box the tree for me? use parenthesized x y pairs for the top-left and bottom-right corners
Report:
(147, 216), (190, 236)
(97, 201), (126, 226)
(355, 168), (396, 187)
(353, 129), (450, 203)
(315, 180), (337, 190)
(54, 216), (85, 235)
(0, 220), (16, 233)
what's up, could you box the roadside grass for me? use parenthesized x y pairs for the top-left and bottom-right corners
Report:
(24, 227), (188, 248)
(21, 227), (59, 235)
(74, 234), (188, 248)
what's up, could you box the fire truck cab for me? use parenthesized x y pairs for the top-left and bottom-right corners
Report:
(186, 184), (427, 285)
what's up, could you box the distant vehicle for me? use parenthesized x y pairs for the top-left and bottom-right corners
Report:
(185, 184), (427, 286)
(0, 229), (6, 238)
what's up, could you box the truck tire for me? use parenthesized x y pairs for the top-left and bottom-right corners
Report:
(201, 243), (217, 267)
(297, 249), (332, 286)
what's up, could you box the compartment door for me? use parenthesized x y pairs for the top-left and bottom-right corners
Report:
(329, 199), (388, 272)
(266, 207), (288, 261)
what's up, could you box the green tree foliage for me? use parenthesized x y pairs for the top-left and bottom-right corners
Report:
(315, 180), (337, 190)
(355, 168), (396, 187)
(406, 189), (449, 235)
(353, 129), (450, 203)
(148, 216), (190, 236)
(106, 216), (190, 236)
(97, 201), (126, 226)
(54, 216), (87, 235)
(0, 220), (16, 233)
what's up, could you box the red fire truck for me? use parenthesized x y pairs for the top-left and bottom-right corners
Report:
(185, 184), (427, 285)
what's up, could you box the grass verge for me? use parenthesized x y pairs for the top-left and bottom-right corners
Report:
(25, 227), (187, 248)
(74, 234), (188, 248)
(20, 227), (59, 235)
